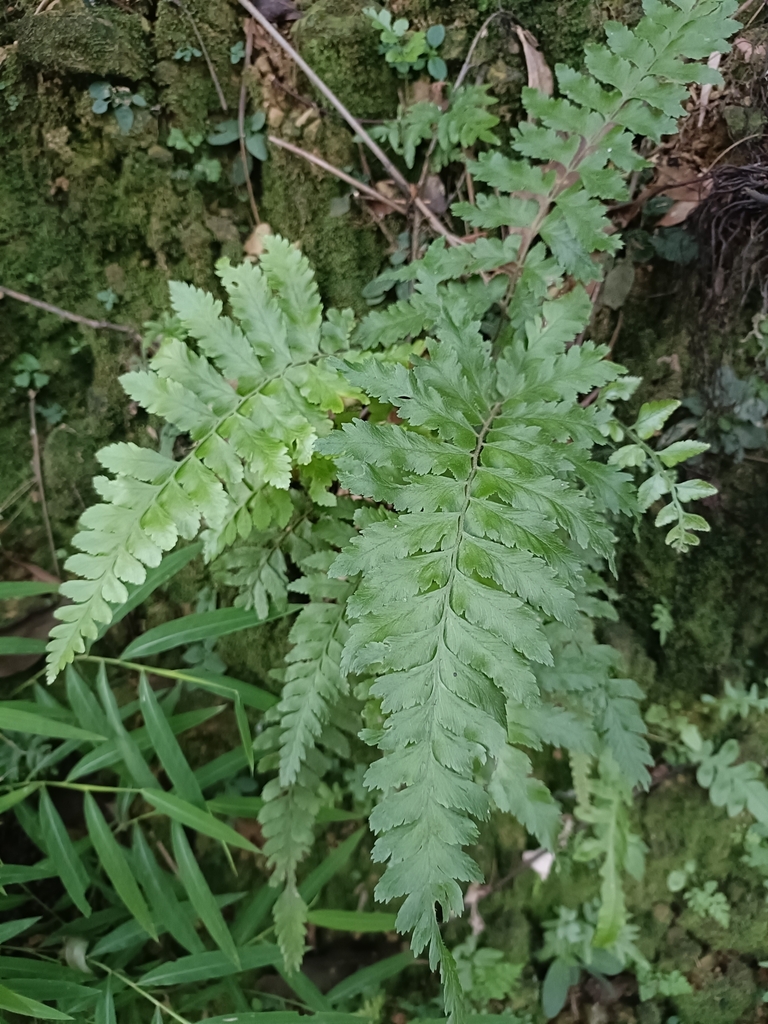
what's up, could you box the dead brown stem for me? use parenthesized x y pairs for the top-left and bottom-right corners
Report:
(27, 390), (59, 578)
(268, 135), (407, 212)
(0, 285), (141, 341)
(238, 19), (261, 224)
(169, 0), (228, 112)
(237, 0), (461, 244)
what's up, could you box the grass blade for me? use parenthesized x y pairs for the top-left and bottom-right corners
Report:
(0, 709), (104, 744)
(0, 917), (40, 944)
(38, 788), (91, 917)
(121, 605), (299, 659)
(305, 910), (397, 933)
(131, 825), (204, 955)
(65, 666), (109, 737)
(83, 792), (157, 941)
(0, 785), (39, 815)
(138, 674), (205, 807)
(0, 637), (48, 655)
(0, 581), (59, 599)
(139, 944), (281, 987)
(171, 819), (240, 966)
(234, 694), (254, 773)
(94, 978), (116, 1024)
(299, 829), (364, 903)
(141, 790), (257, 852)
(194, 748), (249, 791)
(326, 952), (414, 1004)
(231, 884), (279, 945)
(0, 983), (72, 1020)
(95, 663), (157, 789)
(182, 670), (276, 711)
(67, 706), (222, 781)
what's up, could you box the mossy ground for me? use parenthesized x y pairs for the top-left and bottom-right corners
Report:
(2, 1), (768, 1020)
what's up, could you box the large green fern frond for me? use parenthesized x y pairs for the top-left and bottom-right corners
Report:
(46, 237), (360, 681)
(318, 293), (630, 1007)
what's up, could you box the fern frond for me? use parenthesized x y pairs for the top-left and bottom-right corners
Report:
(538, 614), (653, 789)
(254, 509), (360, 969)
(318, 295), (626, 974)
(46, 236), (360, 681)
(573, 752), (647, 947)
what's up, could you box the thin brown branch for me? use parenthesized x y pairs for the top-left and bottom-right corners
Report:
(27, 390), (59, 578)
(0, 285), (141, 341)
(237, 0), (461, 244)
(169, 0), (228, 112)
(455, 11), (509, 90)
(238, 19), (261, 224)
(267, 135), (407, 212)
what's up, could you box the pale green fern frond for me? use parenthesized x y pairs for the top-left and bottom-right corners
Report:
(254, 509), (360, 970)
(46, 236), (359, 681)
(573, 752), (647, 947)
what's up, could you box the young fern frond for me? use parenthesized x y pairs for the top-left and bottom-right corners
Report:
(46, 236), (360, 681)
(255, 510), (360, 970)
(573, 752), (647, 947)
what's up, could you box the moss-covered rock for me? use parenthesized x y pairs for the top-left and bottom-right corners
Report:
(673, 957), (757, 1024)
(17, 9), (152, 78)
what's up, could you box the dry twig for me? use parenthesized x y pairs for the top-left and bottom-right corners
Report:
(0, 285), (141, 342)
(238, 19), (261, 224)
(268, 135), (406, 212)
(28, 390), (59, 578)
(237, 0), (460, 244)
(169, 0), (228, 112)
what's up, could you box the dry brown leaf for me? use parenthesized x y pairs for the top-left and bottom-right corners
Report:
(657, 199), (701, 227)
(698, 51), (722, 127)
(243, 222), (273, 259)
(734, 36), (767, 61)
(514, 26), (554, 97)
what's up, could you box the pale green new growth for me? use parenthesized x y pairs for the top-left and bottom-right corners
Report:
(255, 511), (359, 969)
(46, 237), (358, 680)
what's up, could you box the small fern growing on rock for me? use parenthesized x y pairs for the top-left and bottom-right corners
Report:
(42, 0), (738, 1017)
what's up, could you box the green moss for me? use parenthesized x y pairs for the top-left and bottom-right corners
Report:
(673, 958), (757, 1024)
(632, 781), (739, 907)
(16, 9), (151, 78)
(295, 0), (399, 120)
(261, 130), (387, 313)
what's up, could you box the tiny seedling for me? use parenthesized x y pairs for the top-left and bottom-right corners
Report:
(96, 287), (118, 312)
(208, 112), (267, 184)
(364, 8), (447, 79)
(11, 353), (49, 390)
(173, 44), (202, 62)
(651, 601), (674, 646)
(166, 126), (204, 154)
(89, 81), (147, 134)
(230, 40), (246, 64)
